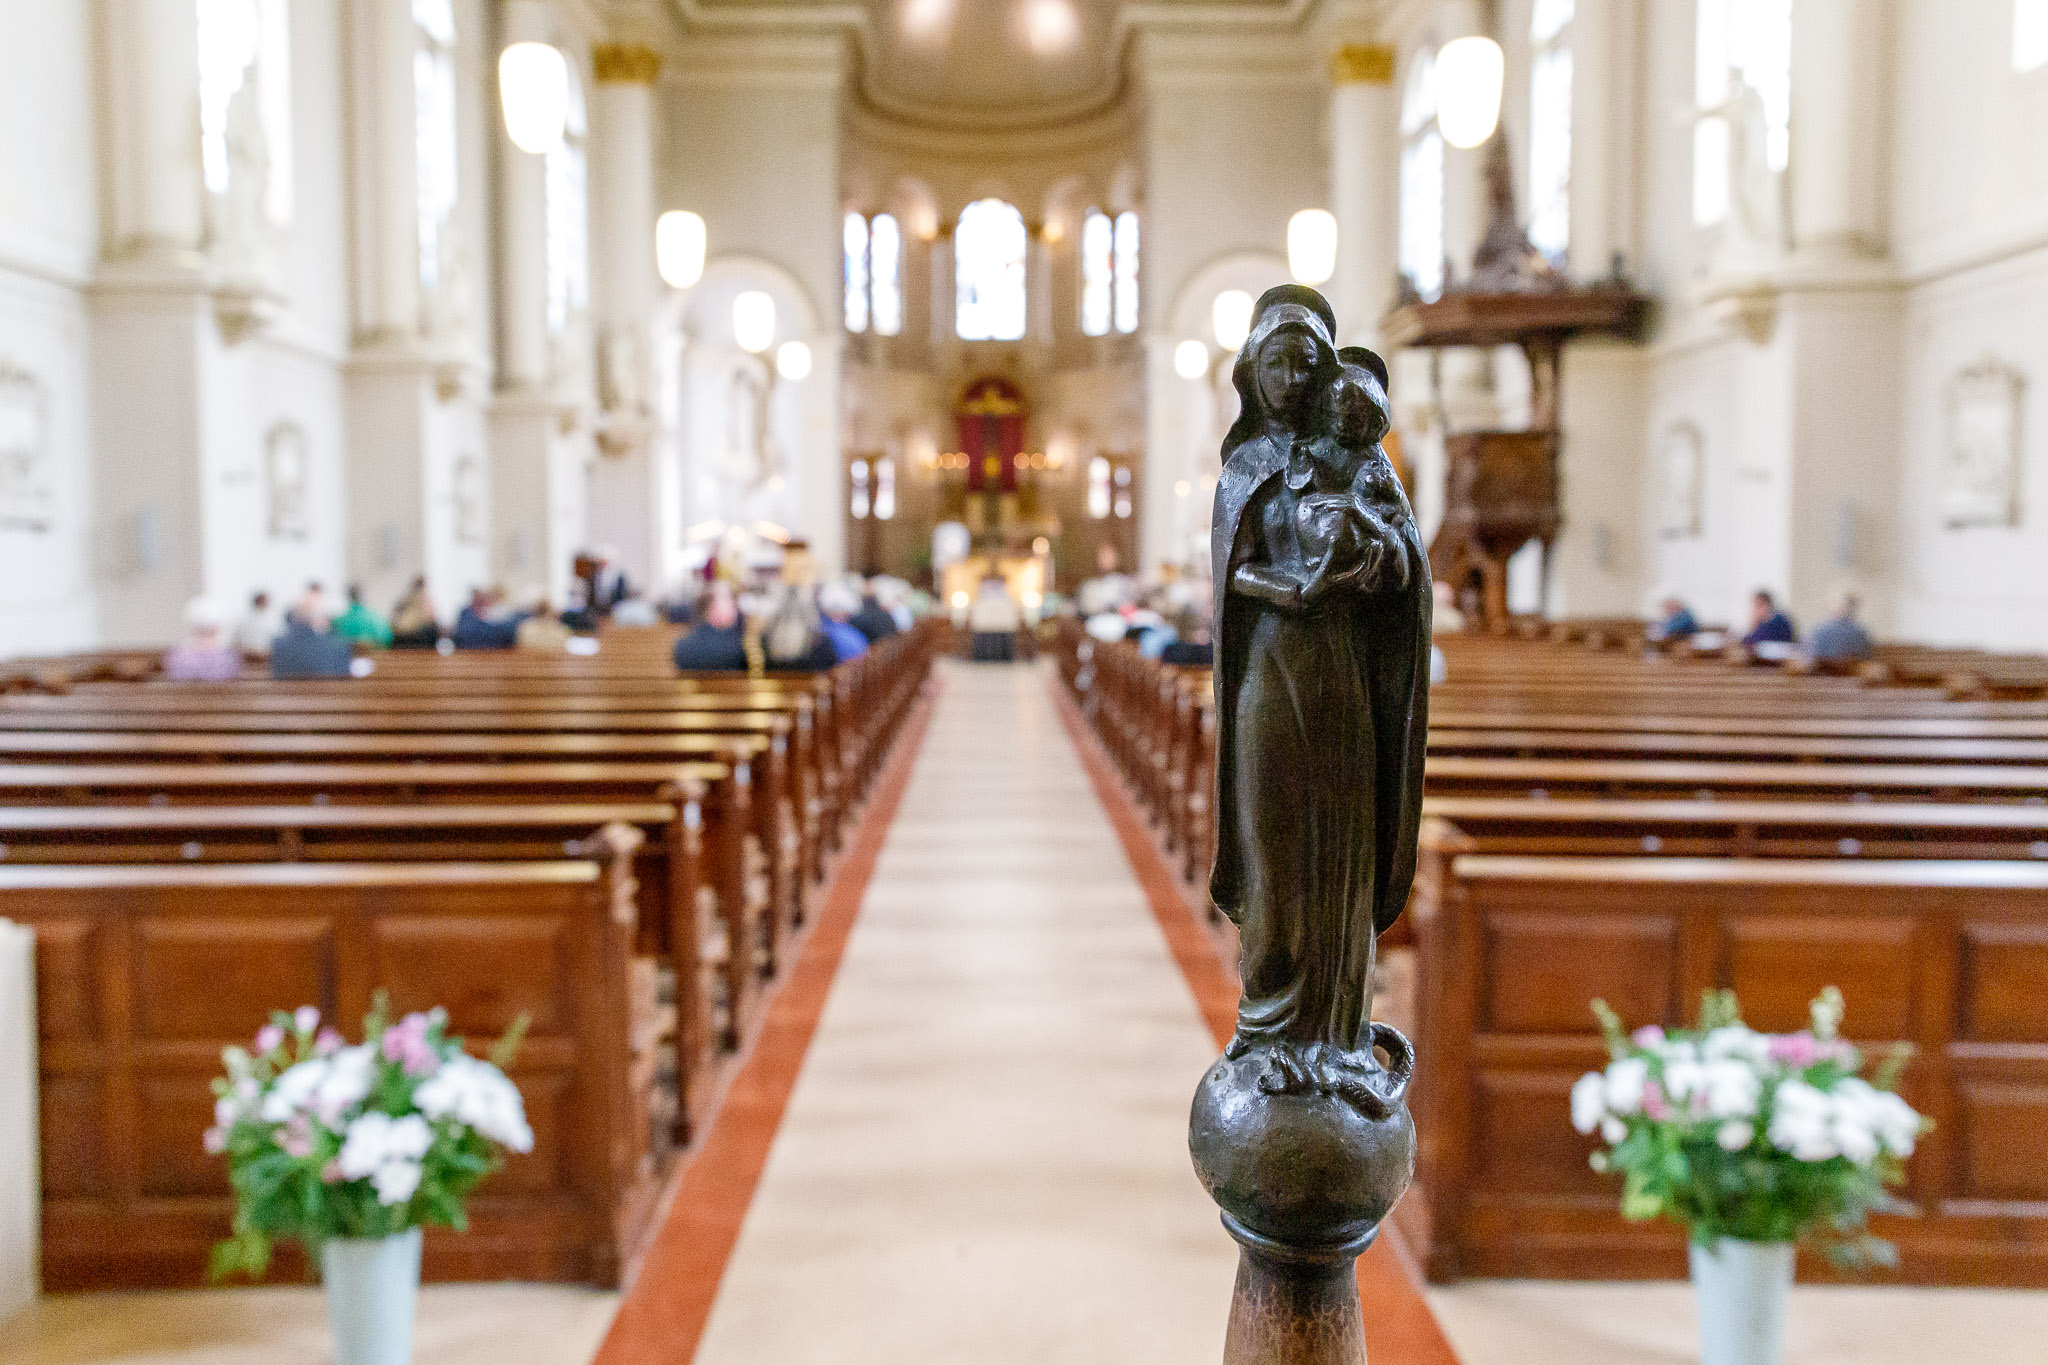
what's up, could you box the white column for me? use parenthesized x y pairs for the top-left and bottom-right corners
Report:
(1434, 0), (1489, 284)
(1566, 0), (1640, 279)
(101, 0), (206, 269)
(585, 42), (664, 589)
(495, 0), (552, 391)
(1328, 43), (1400, 348)
(1789, 0), (1886, 261)
(350, 0), (424, 342)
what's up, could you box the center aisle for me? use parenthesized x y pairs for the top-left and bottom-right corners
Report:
(690, 660), (1237, 1363)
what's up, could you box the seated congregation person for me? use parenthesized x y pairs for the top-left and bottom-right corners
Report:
(1430, 580), (1466, 634)
(611, 595), (660, 627)
(388, 576), (441, 648)
(673, 585), (750, 671)
(761, 584), (839, 671)
(451, 587), (523, 649)
(514, 592), (573, 651)
(163, 597), (243, 681)
(1648, 593), (1699, 642)
(1157, 608), (1214, 667)
(817, 581), (871, 662)
(847, 578), (900, 643)
(270, 609), (354, 679)
(1742, 589), (1798, 649)
(1808, 590), (1874, 666)
(235, 589), (280, 657)
(331, 583), (392, 648)
(968, 575), (1022, 662)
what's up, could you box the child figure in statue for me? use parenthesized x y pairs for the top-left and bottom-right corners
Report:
(1208, 291), (1431, 1120)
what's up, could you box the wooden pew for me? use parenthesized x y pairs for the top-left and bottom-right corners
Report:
(0, 800), (740, 1142)
(1398, 834), (2048, 1287)
(0, 760), (769, 1068)
(7, 838), (665, 1290)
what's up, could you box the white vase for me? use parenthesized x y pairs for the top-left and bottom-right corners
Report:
(320, 1227), (423, 1365)
(1689, 1237), (1794, 1365)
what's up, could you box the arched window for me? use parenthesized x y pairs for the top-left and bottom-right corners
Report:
(1693, 0), (1791, 228)
(1399, 50), (1445, 301)
(1527, 0), (1573, 261)
(850, 458), (870, 519)
(844, 213), (869, 333)
(544, 66), (588, 338)
(1113, 211), (1140, 334)
(843, 212), (903, 336)
(1080, 208), (1141, 337)
(873, 457), (896, 520)
(955, 199), (1028, 341)
(1087, 456), (1112, 519)
(413, 0), (460, 306)
(2021, 0), (2048, 72)
(197, 0), (294, 225)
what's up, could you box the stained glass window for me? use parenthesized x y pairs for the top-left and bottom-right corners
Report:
(1114, 211), (1140, 334)
(955, 199), (1028, 341)
(1080, 210), (1112, 336)
(844, 213), (869, 333)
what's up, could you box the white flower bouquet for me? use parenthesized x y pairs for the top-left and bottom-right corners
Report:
(1571, 987), (1927, 1265)
(206, 994), (534, 1280)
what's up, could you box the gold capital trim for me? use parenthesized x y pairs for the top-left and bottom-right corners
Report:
(1330, 43), (1396, 86)
(593, 44), (662, 85)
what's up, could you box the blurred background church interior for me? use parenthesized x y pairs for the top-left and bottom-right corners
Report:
(1, 1), (2046, 1363)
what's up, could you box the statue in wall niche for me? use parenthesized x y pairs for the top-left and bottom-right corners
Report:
(1193, 285), (1429, 1365)
(212, 69), (272, 274)
(1698, 67), (1787, 268)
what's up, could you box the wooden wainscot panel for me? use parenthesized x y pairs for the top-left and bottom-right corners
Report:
(1954, 1082), (2048, 1203)
(1723, 909), (1915, 1039)
(30, 917), (99, 1044)
(1958, 924), (2048, 1044)
(37, 1072), (106, 1200)
(371, 911), (572, 1038)
(134, 912), (335, 1042)
(1478, 902), (1676, 1036)
(1470, 1069), (1607, 1196)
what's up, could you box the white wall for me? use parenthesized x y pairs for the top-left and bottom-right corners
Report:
(0, 0), (99, 651)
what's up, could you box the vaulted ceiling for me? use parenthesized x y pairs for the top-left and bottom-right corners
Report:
(666, 0), (1313, 131)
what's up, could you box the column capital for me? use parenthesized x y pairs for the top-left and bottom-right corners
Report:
(1329, 43), (1395, 86)
(592, 43), (662, 85)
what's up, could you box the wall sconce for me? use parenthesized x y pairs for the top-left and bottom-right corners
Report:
(1287, 209), (1338, 285)
(1174, 339), (1211, 379)
(656, 210), (706, 288)
(1436, 36), (1505, 149)
(498, 42), (569, 155)
(1212, 290), (1253, 352)
(776, 340), (812, 380)
(733, 291), (776, 353)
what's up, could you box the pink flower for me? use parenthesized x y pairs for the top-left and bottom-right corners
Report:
(294, 1005), (320, 1034)
(1632, 1025), (1666, 1048)
(254, 1023), (285, 1055)
(277, 1118), (313, 1159)
(381, 1013), (441, 1076)
(203, 1126), (227, 1154)
(315, 1028), (343, 1055)
(320, 1159), (344, 1184)
(1641, 1081), (1671, 1121)
(1768, 1033), (1821, 1067)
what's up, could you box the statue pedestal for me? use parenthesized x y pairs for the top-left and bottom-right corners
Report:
(1221, 1218), (1373, 1365)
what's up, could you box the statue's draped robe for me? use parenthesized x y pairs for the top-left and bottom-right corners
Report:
(1209, 433), (1431, 1055)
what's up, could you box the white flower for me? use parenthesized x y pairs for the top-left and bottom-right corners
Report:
(1662, 1058), (1706, 1107)
(1716, 1119), (1756, 1151)
(1868, 1090), (1922, 1158)
(1600, 1115), (1627, 1144)
(1768, 1080), (1838, 1161)
(311, 1046), (377, 1122)
(1701, 1059), (1762, 1119)
(371, 1158), (422, 1206)
(415, 1055), (533, 1153)
(338, 1112), (399, 1179)
(1703, 1025), (1770, 1064)
(1571, 1072), (1607, 1135)
(1603, 1058), (1649, 1115)
(294, 1005), (321, 1034)
(260, 1058), (331, 1123)
(214, 1095), (243, 1129)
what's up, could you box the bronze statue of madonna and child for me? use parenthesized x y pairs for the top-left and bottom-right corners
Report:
(1188, 285), (1431, 1363)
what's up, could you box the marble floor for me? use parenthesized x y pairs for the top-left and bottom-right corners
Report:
(687, 659), (1237, 1363)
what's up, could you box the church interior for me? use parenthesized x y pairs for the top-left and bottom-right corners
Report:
(2, 1), (2047, 1363)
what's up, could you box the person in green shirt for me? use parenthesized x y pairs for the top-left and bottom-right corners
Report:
(330, 583), (393, 648)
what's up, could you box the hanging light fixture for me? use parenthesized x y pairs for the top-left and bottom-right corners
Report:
(776, 340), (812, 381)
(656, 210), (706, 289)
(1435, 36), (1505, 149)
(1174, 339), (1211, 379)
(498, 41), (570, 155)
(1212, 290), (1254, 353)
(1287, 210), (1338, 285)
(733, 291), (776, 353)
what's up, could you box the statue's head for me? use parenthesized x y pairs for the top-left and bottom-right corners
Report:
(1328, 348), (1393, 449)
(1228, 286), (1338, 450)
